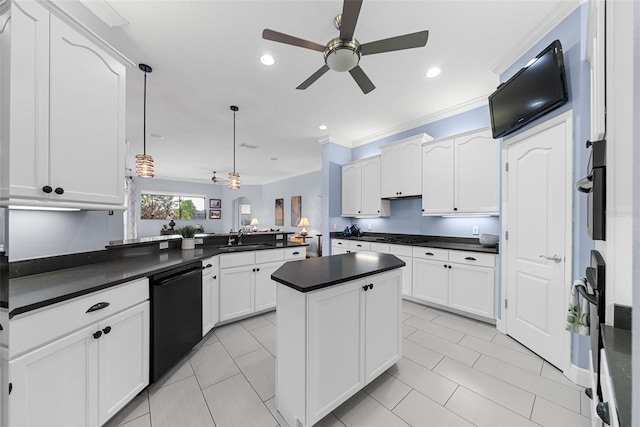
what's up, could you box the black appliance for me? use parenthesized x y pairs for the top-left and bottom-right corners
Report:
(489, 39), (568, 138)
(576, 139), (606, 241)
(149, 261), (203, 383)
(575, 250), (606, 411)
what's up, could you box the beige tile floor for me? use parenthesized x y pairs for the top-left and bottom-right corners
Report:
(105, 300), (592, 427)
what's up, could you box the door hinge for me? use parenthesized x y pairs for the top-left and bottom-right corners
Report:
(505, 231), (509, 240)
(505, 162), (509, 172)
(504, 299), (508, 309)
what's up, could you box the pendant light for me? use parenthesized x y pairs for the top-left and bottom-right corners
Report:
(135, 63), (154, 178)
(228, 105), (240, 189)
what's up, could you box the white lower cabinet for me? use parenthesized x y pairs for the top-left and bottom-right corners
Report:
(219, 266), (255, 322)
(448, 261), (495, 318)
(9, 279), (150, 427)
(413, 258), (449, 305)
(202, 256), (220, 336)
(277, 269), (401, 427)
(254, 262), (281, 311)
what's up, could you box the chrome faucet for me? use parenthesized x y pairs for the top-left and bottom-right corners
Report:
(228, 228), (235, 246)
(237, 228), (244, 245)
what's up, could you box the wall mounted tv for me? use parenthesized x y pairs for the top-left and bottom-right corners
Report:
(488, 39), (568, 139)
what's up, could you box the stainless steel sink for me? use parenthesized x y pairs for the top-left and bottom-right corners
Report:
(215, 244), (274, 252)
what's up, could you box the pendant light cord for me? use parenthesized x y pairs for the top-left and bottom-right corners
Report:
(233, 108), (236, 173)
(143, 70), (147, 156)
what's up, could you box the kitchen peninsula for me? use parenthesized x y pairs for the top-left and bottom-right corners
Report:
(271, 252), (405, 427)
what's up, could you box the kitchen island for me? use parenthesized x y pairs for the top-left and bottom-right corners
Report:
(271, 252), (405, 427)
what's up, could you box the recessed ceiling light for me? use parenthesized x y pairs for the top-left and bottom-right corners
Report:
(260, 54), (275, 66)
(318, 125), (328, 130)
(425, 67), (441, 78)
(270, 157), (278, 161)
(150, 133), (163, 139)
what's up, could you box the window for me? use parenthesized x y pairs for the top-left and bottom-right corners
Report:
(140, 193), (206, 220)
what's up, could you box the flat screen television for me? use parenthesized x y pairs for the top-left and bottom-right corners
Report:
(489, 39), (568, 139)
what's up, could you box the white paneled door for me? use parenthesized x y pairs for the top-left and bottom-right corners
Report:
(504, 114), (572, 369)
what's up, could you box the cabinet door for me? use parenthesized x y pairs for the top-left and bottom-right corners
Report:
(9, 325), (98, 427)
(97, 302), (150, 426)
(364, 272), (401, 383)
(449, 264), (495, 318)
(48, 16), (126, 206)
(412, 258), (449, 305)
(422, 139), (454, 214)
(219, 266), (254, 321)
(455, 130), (499, 214)
(202, 258), (219, 336)
(331, 246), (349, 255)
(360, 157), (382, 215)
(398, 139), (422, 196)
(9, 0), (50, 200)
(380, 145), (399, 198)
(341, 162), (362, 216)
(307, 280), (364, 424)
(254, 261), (282, 311)
(395, 254), (413, 296)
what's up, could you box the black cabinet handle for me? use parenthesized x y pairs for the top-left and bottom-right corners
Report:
(102, 326), (112, 335)
(86, 302), (110, 313)
(444, 264), (447, 268)
(399, 192), (402, 195)
(252, 268), (256, 272)
(369, 284), (373, 290)
(42, 185), (53, 193)
(421, 209), (424, 212)
(204, 263), (213, 269)
(358, 210), (361, 213)
(453, 207), (458, 211)
(425, 252), (434, 256)
(54, 187), (64, 195)
(356, 244), (362, 247)
(292, 251), (300, 255)
(256, 268), (260, 272)
(362, 285), (369, 291)
(448, 265), (452, 269)
(337, 242), (343, 245)
(213, 275), (217, 279)
(596, 402), (610, 425)
(464, 257), (477, 261)
(93, 331), (102, 339)
(377, 210), (380, 213)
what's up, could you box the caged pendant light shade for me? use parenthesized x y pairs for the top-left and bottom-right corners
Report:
(136, 63), (154, 178)
(228, 105), (241, 189)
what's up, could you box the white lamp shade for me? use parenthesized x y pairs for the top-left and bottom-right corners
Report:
(297, 217), (310, 227)
(250, 218), (259, 226)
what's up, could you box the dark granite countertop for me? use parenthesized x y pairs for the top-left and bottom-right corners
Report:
(271, 252), (405, 293)
(10, 242), (307, 318)
(329, 232), (499, 254)
(601, 325), (631, 427)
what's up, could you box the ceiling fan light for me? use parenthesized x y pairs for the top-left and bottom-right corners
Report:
(135, 154), (154, 178)
(324, 38), (360, 72)
(228, 172), (240, 189)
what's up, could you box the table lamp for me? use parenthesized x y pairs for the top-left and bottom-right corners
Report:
(297, 217), (310, 236)
(250, 218), (259, 232)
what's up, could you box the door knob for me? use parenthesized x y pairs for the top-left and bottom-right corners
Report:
(539, 254), (562, 262)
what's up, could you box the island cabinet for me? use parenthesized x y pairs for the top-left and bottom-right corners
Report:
(276, 268), (402, 427)
(380, 134), (432, 198)
(422, 128), (499, 215)
(10, 0), (131, 210)
(9, 278), (149, 427)
(341, 156), (390, 217)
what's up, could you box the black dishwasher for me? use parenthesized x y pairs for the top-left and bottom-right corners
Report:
(150, 261), (202, 383)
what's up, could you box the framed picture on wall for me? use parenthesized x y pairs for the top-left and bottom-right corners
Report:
(209, 209), (221, 219)
(291, 196), (302, 227)
(209, 199), (221, 209)
(275, 198), (284, 226)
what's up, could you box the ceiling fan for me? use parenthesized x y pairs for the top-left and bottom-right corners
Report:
(262, 0), (429, 94)
(211, 171), (228, 184)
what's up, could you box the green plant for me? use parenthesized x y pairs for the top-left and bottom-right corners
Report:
(178, 225), (196, 238)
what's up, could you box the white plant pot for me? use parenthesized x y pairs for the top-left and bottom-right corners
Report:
(182, 237), (195, 250)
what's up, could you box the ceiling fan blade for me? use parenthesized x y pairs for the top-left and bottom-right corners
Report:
(296, 65), (330, 90)
(340, 0), (363, 40)
(360, 30), (429, 56)
(349, 65), (375, 94)
(262, 29), (325, 52)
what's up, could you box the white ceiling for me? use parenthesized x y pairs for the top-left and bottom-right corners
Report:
(82, 0), (579, 185)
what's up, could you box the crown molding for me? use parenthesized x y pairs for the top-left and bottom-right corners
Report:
(490, 1), (581, 77)
(351, 95), (490, 148)
(317, 135), (351, 148)
(78, 0), (128, 28)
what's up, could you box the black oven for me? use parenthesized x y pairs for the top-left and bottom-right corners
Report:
(575, 250), (605, 401)
(575, 139), (606, 240)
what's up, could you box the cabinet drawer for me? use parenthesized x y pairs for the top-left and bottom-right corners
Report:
(201, 256), (219, 277)
(284, 247), (306, 260)
(369, 243), (390, 253)
(349, 241), (371, 251)
(220, 252), (255, 268)
(331, 239), (350, 248)
(255, 248), (284, 264)
(449, 251), (495, 268)
(412, 247), (448, 261)
(10, 278), (149, 357)
(389, 244), (412, 257)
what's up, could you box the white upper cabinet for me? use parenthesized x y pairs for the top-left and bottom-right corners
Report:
(9, 0), (131, 209)
(422, 128), (499, 215)
(341, 156), (389, 217)
(380, 134), (431, 198)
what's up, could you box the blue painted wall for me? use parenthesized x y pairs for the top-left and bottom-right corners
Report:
(322, 142), (353, 253)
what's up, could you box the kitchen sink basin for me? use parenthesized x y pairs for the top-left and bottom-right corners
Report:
(215, 243), (274, 252)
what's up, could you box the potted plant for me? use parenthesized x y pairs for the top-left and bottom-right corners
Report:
(178, 225), (197, 250)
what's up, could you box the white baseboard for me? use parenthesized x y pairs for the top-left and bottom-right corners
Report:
(495, 317), (506, 334)
(566, 363), (592, 388)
